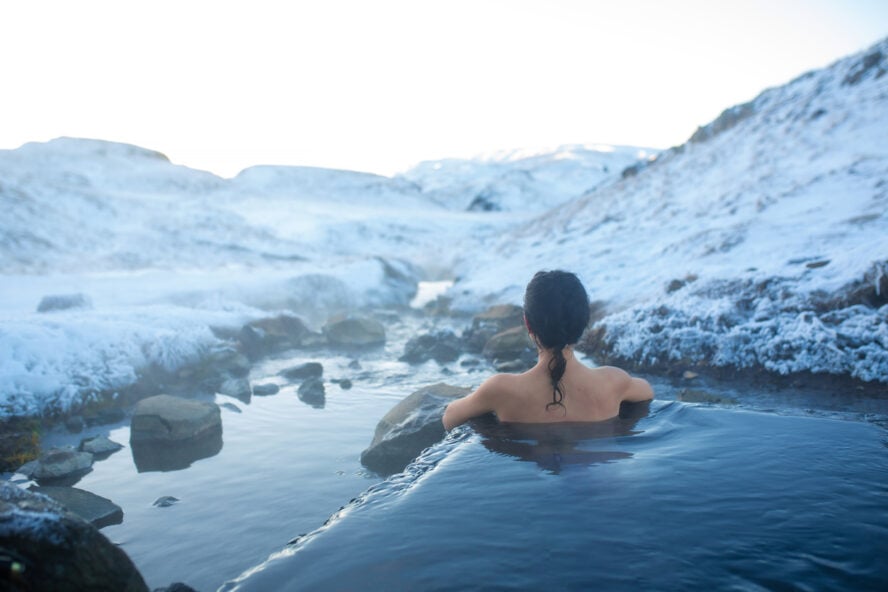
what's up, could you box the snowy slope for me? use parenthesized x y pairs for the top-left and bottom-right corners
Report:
(398, 144), (654, 211)
(452, 38), (888, 382)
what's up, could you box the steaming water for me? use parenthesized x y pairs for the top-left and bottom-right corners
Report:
(25, 312), (888, 592)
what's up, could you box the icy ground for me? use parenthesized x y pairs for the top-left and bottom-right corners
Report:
(1, 38), (887, 418)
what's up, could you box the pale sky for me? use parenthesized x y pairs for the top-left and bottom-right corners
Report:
(1, 0), (886, 177)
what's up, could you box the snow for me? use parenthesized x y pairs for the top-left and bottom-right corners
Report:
(1, 38), (886, 418)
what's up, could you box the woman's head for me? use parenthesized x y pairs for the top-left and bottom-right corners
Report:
(523, 270), (591, 413)
(523, 270), (591, 352)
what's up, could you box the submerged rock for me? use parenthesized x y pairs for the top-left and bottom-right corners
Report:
(29, 486), (124, 529)
(323, 314), (386, 347)
(130, 395), (221, 443)
(400, 330), (462, 364)
(361, 383), (471, 476)
(0, 482), (149, 591)
(153, 495), (180, 508)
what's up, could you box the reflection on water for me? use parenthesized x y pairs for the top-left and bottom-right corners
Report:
(130, 426), (224, 472)
(471, 401), (650, 473)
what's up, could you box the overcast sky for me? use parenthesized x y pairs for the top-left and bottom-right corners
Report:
(2, 0), (886, 177)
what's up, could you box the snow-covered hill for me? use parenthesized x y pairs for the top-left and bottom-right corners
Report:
(398, 144), (654, 211)
(452, 38), (888, 382)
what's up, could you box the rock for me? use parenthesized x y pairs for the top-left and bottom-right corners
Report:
(252, 383), (280, 396)
(221, 402), (242, 413)
(65, 415), (85, 433)
(29, 486), (124, 529)
(360, 383), (471, 476)
(400, 330), (462, 364)
(219, 377), (252, 402)
(131, 428), (223, 473)
(130, 395), (222, 443)
(153, 496), (179, 508)
(79, 436), (124, 457)
(482, 326), (534, 361)
(152, 582), (199, 592)
(30, 448), (94, 485)
(335, 378), (353, 390)
(323, 314), (386, 347)
(36, 293), (92, 313)
(297, 378), (326, 408)
(464, 304), (525, 352)
(0, 483), (148, 591)
(281, 362), (324, 380)
(348, 359), (362, 369)
(239, 315), (321, 360)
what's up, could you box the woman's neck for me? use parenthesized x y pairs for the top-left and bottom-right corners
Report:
(535, 346), (576, 367)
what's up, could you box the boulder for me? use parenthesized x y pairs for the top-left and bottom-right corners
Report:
(464, 304), (524, 352)
(29, 486), (123, 529)
(360, 383), (471, 476)
(239, 315), (322, 360)
(297, 378), (325, 408)
(79, 436), (124, 457)
(26, 448), (94, 485)
(281, 362), (324, 380)
(252, 383), (280, 396)
(219, 377), (252, 403)
(482, 326), (534, 361)
(130, 395), (221, 443)
(36, 293), (92, 313)
(323, 314), (386, 347)
(0, 482), (149, 591)
(400, 330), (462, 364)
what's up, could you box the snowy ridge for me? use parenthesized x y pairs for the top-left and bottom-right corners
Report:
(398, 144), (654, 211)
(452, 38), (888, 382)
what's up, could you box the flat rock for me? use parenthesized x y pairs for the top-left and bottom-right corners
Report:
(239, 314), (321, 359)
(130, 395), (221, 443)
(361, 383), (471, 476)
(79, 436), (124, 457)
(323, 314), (386, 347)
(30, 448), (94, 485)
(0, 482), (149, 591)
(29, 486), (123, 529)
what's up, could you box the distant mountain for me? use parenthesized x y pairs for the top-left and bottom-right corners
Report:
(453, 37), (888, 382)
(398, 144), (654, 212)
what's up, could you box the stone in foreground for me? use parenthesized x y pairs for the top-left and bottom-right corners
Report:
(29, 486), (124, 529)
(130, 395), (221, 443)
(361, 383), (471, 476)
(0, 482), (148, 591)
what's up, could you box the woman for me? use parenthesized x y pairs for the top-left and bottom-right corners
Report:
(443, 270), (653, 430)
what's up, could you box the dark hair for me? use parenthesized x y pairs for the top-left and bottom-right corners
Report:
(523, 270), (591, 412)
